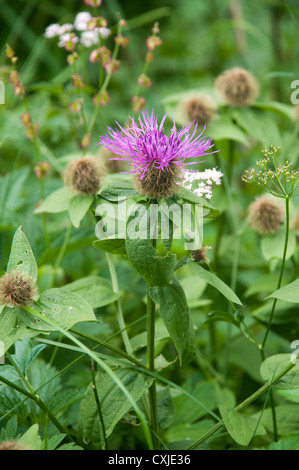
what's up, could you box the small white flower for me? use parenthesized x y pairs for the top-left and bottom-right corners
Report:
(97, 27), (112, 39)
(44, 23), (63, 38)
(58, 33), (79, 48)
(74, 12), (92, 31)
(80, 30), (99, 47)
(182, 168), (223, 199)
(60, 23), (74, 34)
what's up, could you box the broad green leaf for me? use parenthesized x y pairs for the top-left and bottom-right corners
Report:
(172, 381), (217, 425)
(207, 116), (250, 146)
(260, 354), (299, 389)
(78, 368), (153, 442)
(176, 187), (219, 218)
(126, 238), (177, 286)
(267, 279), (299, 304)
(7, 226), (38, 280)
(267, 434), (299, 450)
(18, 424), (42, 450)
(93, 238), (126, 255)
(34, 187), (72, 214)
(261, 405), (299, 436)
(97, 176), (141, 201)
(12, 339), (46, 374)
(20, 289), (97, 331)
(149, 278), (196, 362)
(216, 388), (266, 446)
(0, 307), (38, 353)
(68, 194), (93, 228)
(157, 387), (175, 430)
(165, 419), (215, 443)
(187, 262), (243, 305)
(261, 230), (296, 261)
(62, 276), (119, 308)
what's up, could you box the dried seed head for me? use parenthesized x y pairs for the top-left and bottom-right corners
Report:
(98, 147), (127, 174)
(0, 270), (37, 308)
(64, 156), (104, 195)
(191, 246), (210, 264)
(178, 93), (217, 127)
(215, 67), (259, 106)
(0, 441), (29, 450)
(133, 161), (183, 200)
(248, 195), (284, 235)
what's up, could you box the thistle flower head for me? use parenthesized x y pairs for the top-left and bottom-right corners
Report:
(248, 195), (284, 235)
(0, 270), (37, 308)
(178, 92), (217, 128)
(64, 156), (104, 195)
(215, 67), (259, 107)
(98, 111), (216, 199)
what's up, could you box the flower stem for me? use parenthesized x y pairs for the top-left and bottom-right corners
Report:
(188, 361), (295, 449)
(261, 196), (290, 351)
(146, 282), (159, 449)
(106, 252), (133, 356)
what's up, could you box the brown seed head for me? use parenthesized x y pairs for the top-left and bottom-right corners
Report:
(133, 162), (183, 200)
(64, 156), (104, 195)
(248, 195), (284, 235)
(0, 270), (37, 308)
(215, 67), (259, 106)
(178, 93), (217, 127)
(0, 440), (29, 450)
(191, 246), (210, 264)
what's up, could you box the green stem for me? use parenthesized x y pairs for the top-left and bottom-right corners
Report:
(0, 371), (73, 443)
(106, 252), (133, 356)
(91, 359), (108, 450)
(188, 361), (295, 449)
(261, 197), (290, 351)
(147, 282), (159, 449)
(55, 222), (73, 270)
(24, 306), (153, 450)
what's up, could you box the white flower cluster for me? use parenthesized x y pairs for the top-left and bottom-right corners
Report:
(44, 12), (111, 48)
(182, 168), (223, 199)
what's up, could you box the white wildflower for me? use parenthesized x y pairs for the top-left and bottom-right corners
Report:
(182, 168), (223, 199)
(58, 33), (79, 48)
(74, 12), (92, 31)
(97, 27), (112, 39)
(44, 24), (63, 38)
(80, 30), (100, 47)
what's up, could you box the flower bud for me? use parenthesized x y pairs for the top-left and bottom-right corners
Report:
(92, 90), (110, 106)
(132, 96), (146, 113)
(137, 73), (152, 88)
(248, 195), (284, 235)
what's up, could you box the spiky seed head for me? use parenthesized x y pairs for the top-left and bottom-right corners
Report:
(178, 93), (217, 128)
(191, 246), (210, 264)
(133, 161), (183, 199)
(64, 156), (104, 195)
(215, 67), (259, 106)
(0, 270), (37, 308)
(248, 195), (284, 235)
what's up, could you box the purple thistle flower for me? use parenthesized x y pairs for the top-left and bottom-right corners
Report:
(98, 111), (217, 199)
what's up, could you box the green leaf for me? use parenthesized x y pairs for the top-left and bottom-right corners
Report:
(62, 276), (119, 308)
(260, 354), (299, 389)
(0, 307), (38, 353)
(7, 226), (38, 280)
(93, 238), (126, 255)
(172, 381), (217, 425)
(68, 194), (93, 228)
(126, 238), (177, 286)
(149, 278), (196, 362)
(12, 339), (46, 374)
(207, 116), (250, 146)
(176, 187), (219, 218)
(261, 230), (296, 261)
(187, 262), (243, 305)
(165, 419), (215, 443)
(78, 368), (153, 442)
(267, 434), (299, 450)
(34, 187), (72, 214)
(261, 405), (299, 436)
(216, 387), (266, 446)
(20, 289), (97, 331)
(267, 279), (299, 304)
(18, 424), (42, 450)
(97, 176), (141, 201)
(157, 387), (175, 430)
